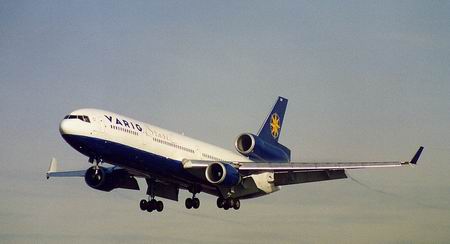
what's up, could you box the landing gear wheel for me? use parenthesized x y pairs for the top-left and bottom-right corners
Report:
(220, 198), (240, 210)
(156, 200), (164, 212)
(193, 198), (200, 209)
(140, 199), (148, 211)
(185, 198), (193, 209)
(140, 198), (164, 213)
(147, 199), (157, 212)
(233, 199), (240, 210)
(216, 197), (224, 208)
(150, 199), (157, 209)
(223, 198), (231, 210)
(229, 198), (235, 207)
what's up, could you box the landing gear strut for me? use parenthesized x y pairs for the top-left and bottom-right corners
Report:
(217, 197), (240, 210)
(185, 185), (201, 209)
(89, 156), (102, 166)
(88, 157), (103, 181)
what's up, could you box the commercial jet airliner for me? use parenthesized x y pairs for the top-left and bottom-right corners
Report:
(47, 97), (423, 213)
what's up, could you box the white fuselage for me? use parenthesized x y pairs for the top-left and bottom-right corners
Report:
(60, 108), (252, 166)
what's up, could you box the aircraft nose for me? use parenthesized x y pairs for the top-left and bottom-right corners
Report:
(59, 119), (73, 135)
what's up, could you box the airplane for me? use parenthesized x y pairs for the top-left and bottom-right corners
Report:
(47, 96), (423, 213)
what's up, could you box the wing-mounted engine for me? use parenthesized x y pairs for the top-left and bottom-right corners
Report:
(84, 166), (139, 192)
(235, 133), (291, 162)
(205, 162), (241, 187)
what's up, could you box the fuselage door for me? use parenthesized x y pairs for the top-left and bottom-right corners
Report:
(91, 115), (106, 136)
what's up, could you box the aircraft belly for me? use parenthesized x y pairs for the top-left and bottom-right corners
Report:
(61, 134), (200, 183)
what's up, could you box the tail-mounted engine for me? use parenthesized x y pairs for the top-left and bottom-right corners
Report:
(84, 166), (139, 192)
(235, 133), (291, 162)
(205, 162), (241, 187)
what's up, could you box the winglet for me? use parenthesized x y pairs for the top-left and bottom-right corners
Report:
(47, 158), (58, 179)
(409, 147), (424, 165)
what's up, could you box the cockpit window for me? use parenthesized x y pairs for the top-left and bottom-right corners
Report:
(64, 114), (91, 123)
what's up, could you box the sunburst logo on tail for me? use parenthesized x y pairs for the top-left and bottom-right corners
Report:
(270, 113), (280, 139)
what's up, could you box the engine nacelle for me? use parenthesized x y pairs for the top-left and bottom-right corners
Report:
(205, 162), (241, 187)
(235, 133), (291, 162)
(84, 166), (139, 192)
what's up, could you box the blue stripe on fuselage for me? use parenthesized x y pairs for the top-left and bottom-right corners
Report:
(61, 134), (197, 182)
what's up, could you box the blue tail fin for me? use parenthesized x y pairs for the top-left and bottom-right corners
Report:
(257, 96), (288, 144)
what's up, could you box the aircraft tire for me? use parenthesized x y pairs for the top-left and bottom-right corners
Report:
(216, 197), (224, 208)
(156, 201), (164, 212)
(233, 199), (240, 210)
(223, 199), (231, 210)
(227, 198), (234, 209)
(140, 199), (148, 211)
(193, 198), (200, 209)
(147, 205), (154, 212)
(185, 198), (193, 209)
(147, 199), (157, 212)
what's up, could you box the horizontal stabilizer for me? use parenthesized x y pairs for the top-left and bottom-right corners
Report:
(46, 157), (86, 179)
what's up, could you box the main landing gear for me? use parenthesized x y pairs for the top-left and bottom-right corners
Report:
(216, 197), (240, 210)
(140, 178), (164, 213)
(185, 197), (200, 209)
(185, 185), (201, 209)
(139, 198), (164, 212)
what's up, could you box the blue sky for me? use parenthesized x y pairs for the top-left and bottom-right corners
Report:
(1, 1), (450, 243)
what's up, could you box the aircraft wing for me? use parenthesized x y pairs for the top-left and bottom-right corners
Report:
(45, 157), (214, 200)
(238, 161), (407, 171)
(183, 147), (423, 186)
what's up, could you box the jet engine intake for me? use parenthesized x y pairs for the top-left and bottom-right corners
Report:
(205, 162), (241, 187)
(235, 133), (290, 162)
(84, 166), (139, 192)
